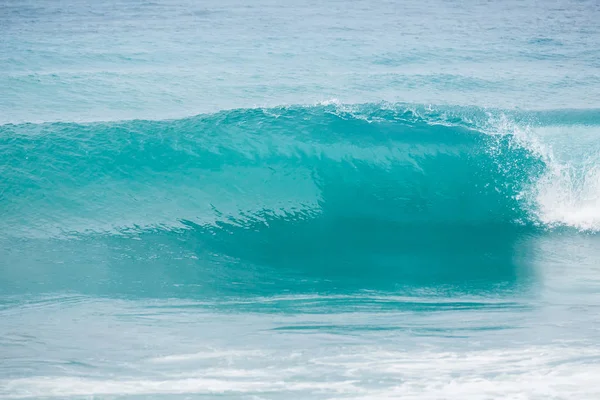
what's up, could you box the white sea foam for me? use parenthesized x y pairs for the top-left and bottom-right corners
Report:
(487, 113), (600, 232)
(1, 346), (599, 399)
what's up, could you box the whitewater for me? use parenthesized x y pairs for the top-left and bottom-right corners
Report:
(1, 0), (600, 399)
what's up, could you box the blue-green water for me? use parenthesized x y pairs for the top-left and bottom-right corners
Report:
(2, 0), (600, 398)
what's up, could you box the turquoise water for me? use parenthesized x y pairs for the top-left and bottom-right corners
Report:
(2, 0), (600, 398)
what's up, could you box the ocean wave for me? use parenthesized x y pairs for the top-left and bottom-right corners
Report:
(0, 103), (598, 237)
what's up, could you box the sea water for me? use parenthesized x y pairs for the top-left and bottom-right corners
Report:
(1, 0), (600, 398)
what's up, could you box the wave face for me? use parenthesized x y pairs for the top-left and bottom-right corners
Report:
(2, 103), (599, 237)
(2, 103), (599, 297)
(0, 104), (550, 236)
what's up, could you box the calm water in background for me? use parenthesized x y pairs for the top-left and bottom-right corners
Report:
(1, 0), (600, 398)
